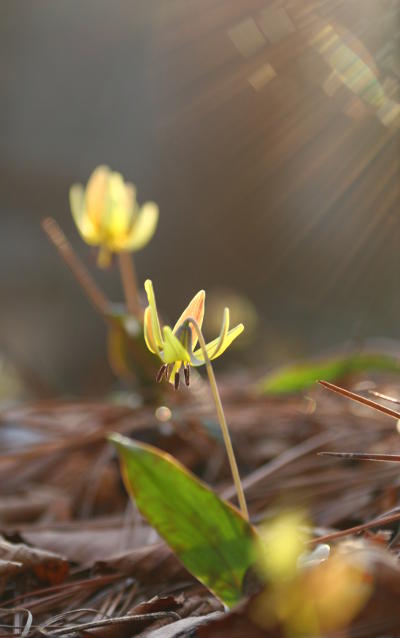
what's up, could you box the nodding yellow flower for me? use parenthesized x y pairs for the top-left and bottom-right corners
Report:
(143, 280), (244, 389)
(69, 165), (159, 268)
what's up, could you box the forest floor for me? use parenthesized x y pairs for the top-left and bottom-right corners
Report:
(2, 372), (400, 637)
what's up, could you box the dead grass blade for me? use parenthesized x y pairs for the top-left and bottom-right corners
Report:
(309, 510), (400, 545)
(318, 380), (400, 419)
(319, 451), (400, 462)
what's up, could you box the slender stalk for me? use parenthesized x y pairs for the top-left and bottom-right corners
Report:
(188, 318), (249, 520)
(118, 253), (143, 320)
(318, 380), (400, 419)
(42, 217), (108, 316)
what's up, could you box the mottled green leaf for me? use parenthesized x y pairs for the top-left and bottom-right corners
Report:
(256, 353), (400, 395)
(110, 433), (257, 607)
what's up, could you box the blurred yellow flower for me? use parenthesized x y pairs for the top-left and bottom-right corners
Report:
(143, 279), (244, 389)
(251, 512), (371, 636)
(70, 165), (159, 268)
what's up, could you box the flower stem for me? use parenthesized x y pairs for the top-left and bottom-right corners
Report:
(42, 217), (109, 316)
(188, 318), (249, 520)
(118, 253), (143, 320)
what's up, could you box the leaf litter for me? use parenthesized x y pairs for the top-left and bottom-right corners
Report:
(2, 373), (400, 635)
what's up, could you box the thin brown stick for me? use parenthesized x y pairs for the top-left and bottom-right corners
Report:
(318, 380), (400, 419)
(319, 451), (400, 462)
(118, 253), (143, 319)
(42, 218), (108, 316)
(308, 511), (400, 545)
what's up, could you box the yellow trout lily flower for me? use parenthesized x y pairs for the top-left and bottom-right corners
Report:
(143, 279), (244, 389)
(70, 165), (159, 268)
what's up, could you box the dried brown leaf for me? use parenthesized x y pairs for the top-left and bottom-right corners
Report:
(0, 536), (68, 584)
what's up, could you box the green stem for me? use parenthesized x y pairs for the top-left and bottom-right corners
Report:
(188, 318), (249, 520)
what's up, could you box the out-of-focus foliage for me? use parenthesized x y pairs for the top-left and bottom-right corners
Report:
(106, 305), (160, 396)
(0, 357), (26, 404)
(70, 166), (159, 268)
(251, 513), (371, 636)
(257, 352), (400, 395)
(110, 433), (256, 607)
(257, 511), (308, 582)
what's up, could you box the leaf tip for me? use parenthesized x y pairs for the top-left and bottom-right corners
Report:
(108, 431), (129, 451)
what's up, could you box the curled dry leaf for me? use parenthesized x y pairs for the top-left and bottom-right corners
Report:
(0, 557), (24, 586)
(0, 536), (69, 585)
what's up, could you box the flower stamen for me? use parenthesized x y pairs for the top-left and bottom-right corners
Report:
(184, 365), (190, 387)
(156, 364), (167, 383)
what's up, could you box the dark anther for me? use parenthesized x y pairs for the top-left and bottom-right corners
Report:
(184, 365), (190, 386)
(174, 372), (180, 391)
(156, 364), (167, 383)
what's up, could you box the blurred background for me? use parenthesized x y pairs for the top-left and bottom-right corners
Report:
(1, 0), (399, 395)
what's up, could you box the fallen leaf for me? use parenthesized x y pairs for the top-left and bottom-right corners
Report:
(0, 536), (69, 585)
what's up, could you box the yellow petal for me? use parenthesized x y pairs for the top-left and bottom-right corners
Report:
(144, 306), (162, 355)
(106, 172), (134, 240)
(193, 323), (244, 363)
(172, 289), (205, 348)
(117, 202), (159, 252)
(209, 307), (230, 359)
(190, 306), (230, 363)
(162, 326), (190, 364)
(144, 280), (164, 354)
(69, 184), (100, 245)
(85, 165), (110, 229)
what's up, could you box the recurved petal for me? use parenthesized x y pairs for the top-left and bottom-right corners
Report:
(144, 306), (162, 356)
(209, 307), (230, 359)
(193, 323), (244, 363)
(172, 289), (205, 348)
(69, 184), (100, 245)
(162, 326), (190, 364)
(117, 202), (159, 252)
(144, 280), (164, 354)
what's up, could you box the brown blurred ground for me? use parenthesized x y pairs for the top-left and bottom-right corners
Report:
(0, 0), (399, 393)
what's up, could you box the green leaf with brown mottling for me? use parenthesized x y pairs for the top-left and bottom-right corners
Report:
(110, 433), (257, 607)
